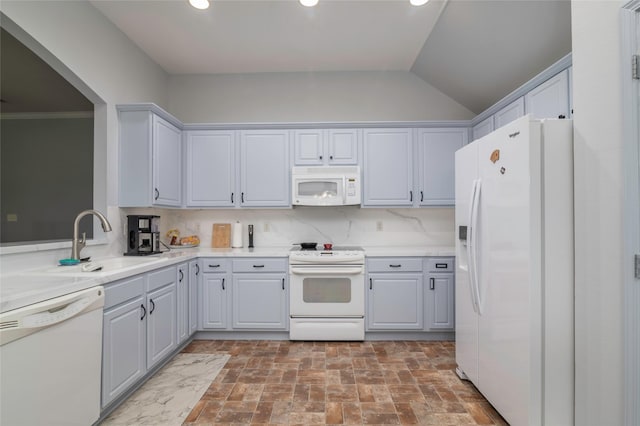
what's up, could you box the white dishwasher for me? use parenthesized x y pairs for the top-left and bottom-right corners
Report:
(0, 286), (105, 426)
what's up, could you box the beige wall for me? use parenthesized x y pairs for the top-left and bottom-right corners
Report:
(167, 71), (475, 123)
(571, 1), (625, 424)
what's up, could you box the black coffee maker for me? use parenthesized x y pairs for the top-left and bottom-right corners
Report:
(125, 215), (161, 255)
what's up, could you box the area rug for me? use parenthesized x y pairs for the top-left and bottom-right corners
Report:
(102, 353), (230, 425)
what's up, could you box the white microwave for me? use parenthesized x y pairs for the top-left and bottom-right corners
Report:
(292, 166), (361, 206)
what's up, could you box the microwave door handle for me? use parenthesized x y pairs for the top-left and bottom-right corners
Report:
(342, 177), (347, 203)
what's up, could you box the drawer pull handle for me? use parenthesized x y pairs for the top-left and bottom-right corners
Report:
(195, 264), (200, 275)
(231, 192), (234, 203)
(154, 188), (159, 200)
(430, 277), (435, 290)
(435, 263), (448, 269)
(149, 299), (155, 315)
(179, 270), (184, 282)
(140, 304), (146, 321)
(209, 264), (220, 268)
(222, 278), (225, 290)
(253, 265), (265, 268)
(282, 278), (285, 290)
(389, 264), (402, 268)
(369, 278), (373, 290)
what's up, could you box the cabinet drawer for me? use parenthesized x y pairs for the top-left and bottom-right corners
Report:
(104, 275), (145, 309)
(424, 258), (454, 273)
(232, 258), (287, 273)
(147, 266), (177, 292)
(201, 258), (230, 273)
(367, 257), (423, 272)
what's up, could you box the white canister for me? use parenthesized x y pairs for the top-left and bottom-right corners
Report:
(232, 221), (243, 248)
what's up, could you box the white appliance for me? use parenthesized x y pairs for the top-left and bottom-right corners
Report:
(455, 115), (574, 426)
(289, 246), (365, 340)
(0, 286), (105, 426)
(292, 166), (361, 206)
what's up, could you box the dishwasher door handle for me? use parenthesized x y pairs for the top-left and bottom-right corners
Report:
(0, 286), (105, 346)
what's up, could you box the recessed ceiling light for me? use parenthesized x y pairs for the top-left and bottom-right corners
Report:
(189, 0), (210, 10)
(410, 0), (429, 5)
(300, 0), (319, 7)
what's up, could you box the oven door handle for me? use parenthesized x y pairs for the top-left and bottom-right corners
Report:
(290, 266), (364, 275)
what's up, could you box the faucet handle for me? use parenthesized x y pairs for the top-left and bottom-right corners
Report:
(80, 232), (86, 244)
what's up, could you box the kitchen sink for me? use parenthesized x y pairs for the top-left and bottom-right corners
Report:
(35, 256), (168, 276)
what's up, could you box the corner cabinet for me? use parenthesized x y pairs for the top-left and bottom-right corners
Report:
(119, 109), (182, 207)
(239, 130), (291, 207)
(362, 129), (414, 206)
(184, 130), (236, 207)
(416, 128), (467, 206)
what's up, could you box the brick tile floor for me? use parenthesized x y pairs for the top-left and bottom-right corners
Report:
(181, 340), (508, 425)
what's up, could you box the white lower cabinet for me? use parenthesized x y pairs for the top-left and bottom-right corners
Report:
(424, 258), (455, 331)
(366, 257), (455, 333)
(199, 257), (288, 332)
(101, 265), (178, 408)
(232, 274), (287, 329)
(176, 262), (190, 344)
(367, 273), (424, 330)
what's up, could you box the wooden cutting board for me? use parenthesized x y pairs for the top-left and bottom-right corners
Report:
(212, 223), (231, 248)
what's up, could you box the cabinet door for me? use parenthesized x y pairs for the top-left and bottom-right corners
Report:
(189, 260), (200, 335)
(367, 273), (424, 330)
(185, 130), (235, 207)
(327, 129), (359, 165)
(417, 128), (467, 206)
(362, 129), (413, 206)
(146, 283), (177, 369)
(231, 273), (287, 329)
(425, 273), (455, 330)
(294, 130), (325, 165)
(525, 69), (570, 119)
(494, 97), (525, 130)
(240, 130), (290, 207)
(177, 263), (189, 344)
(472, 116), (494, 141)
(201, 273), (229, 329)
(101, 296), (146, 407)
(152, 115), (182, 206)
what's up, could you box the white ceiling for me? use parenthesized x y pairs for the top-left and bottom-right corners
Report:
(90, 0), (448, 74)
(1, 0), (572, 115)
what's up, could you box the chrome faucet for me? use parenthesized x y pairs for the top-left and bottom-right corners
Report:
(71, 209), (113, 260)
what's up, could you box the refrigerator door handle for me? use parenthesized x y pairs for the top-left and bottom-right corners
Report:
(467, 179), (480, 314)
(470, 179), (483, 315)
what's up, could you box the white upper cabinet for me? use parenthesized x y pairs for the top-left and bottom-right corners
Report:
(494, 97), (525, 130)
(525, 69), (570, 119)
(293, 129), (359, 166)
(185, 130), (236, 207)
(119, 110), (182, 207)
(240, 130), (291, 207)
(472, 116), (494, 141)
(417, 128), (467, 206)
(362, 128), (413, 206)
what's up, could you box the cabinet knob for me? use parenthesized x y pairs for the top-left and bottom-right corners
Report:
(319, 155), (323, 160)
(329, 155), (333, 160)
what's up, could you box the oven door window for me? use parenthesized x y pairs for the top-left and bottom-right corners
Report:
(298, 181), (339, 199)
(303, 277), (351, 303)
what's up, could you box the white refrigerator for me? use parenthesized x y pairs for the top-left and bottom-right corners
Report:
(455, 115), (574, 426)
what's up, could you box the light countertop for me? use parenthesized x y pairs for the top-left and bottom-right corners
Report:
(1, 245), (454, 314)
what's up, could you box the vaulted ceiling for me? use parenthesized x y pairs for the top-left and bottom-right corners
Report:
(1, 0), (572, 115)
